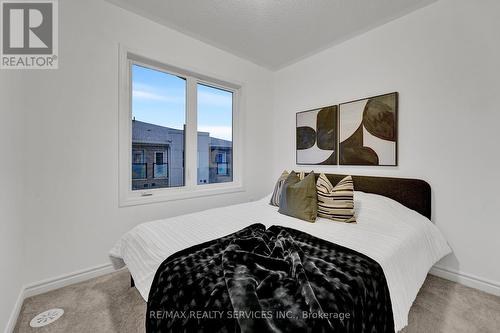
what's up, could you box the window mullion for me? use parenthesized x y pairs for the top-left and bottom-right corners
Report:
(185, 76), (198, 189)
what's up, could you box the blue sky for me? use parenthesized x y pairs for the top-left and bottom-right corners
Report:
(132, 64), (233, 141)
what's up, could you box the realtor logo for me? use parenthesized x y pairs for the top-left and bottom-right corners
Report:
(1, 0), (58, 69)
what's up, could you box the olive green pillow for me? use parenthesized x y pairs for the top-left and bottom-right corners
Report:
(278, 171), (317, 222)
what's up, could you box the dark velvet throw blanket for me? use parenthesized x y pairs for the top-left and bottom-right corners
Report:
(147, 224), (393, 333)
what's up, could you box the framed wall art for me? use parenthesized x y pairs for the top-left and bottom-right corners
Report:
(296, 105), (337, 165)
(338, 92), (398, 166)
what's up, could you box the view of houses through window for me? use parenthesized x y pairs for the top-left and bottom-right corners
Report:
(131, 63), (233, 191)
(197, 83), (233, 184)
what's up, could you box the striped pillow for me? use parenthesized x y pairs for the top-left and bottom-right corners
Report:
(298, 171), (306, 180)
(316, 174), (356, 223)
(297, 171), (313, 180)
(270, 170), (289, 206)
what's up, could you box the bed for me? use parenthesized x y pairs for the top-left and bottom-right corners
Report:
(109, 174), (450, 332)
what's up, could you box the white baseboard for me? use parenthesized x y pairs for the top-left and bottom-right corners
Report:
(4, 263), (115, 333)
(23, 263), (115, 298)
(4, 287), (25, 333)
(430, 265), (500, 296)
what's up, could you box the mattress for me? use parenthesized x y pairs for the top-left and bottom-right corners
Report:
(109, 191), (451, 331)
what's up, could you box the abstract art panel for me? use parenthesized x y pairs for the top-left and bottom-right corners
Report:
(339, 92), (398, 166)
(296, 105), (337, 165)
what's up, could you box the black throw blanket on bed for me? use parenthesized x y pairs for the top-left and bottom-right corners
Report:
(146, 224), (393, 333)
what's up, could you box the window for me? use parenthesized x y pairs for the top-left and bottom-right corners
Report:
(217, 163), (229, 176)
(197, 84), (233, 184)
(154, 151), (167, 179)
(131, 63), (185, 189)
(132, 150), (144, 163)
(214, 152), (229, 176)
(155, 152), (165, 164)
(216, 153), (226, 163)
(119, 48), (242, 205)
(132, 150), (146, 180)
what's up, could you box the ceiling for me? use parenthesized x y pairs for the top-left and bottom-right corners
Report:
(106, 0), (438, 70)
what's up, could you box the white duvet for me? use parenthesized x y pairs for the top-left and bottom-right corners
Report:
(109, 191), (450, 332)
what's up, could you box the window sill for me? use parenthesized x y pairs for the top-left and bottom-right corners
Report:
(119, 184), (245, 207)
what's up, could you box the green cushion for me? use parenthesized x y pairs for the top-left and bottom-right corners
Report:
(278, 171), (317, 222)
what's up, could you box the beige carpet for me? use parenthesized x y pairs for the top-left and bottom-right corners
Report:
(14, 270), (500, 333)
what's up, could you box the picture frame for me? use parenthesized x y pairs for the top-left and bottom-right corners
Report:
(296, 105), (338, 165)
(338, 92), (398, 166)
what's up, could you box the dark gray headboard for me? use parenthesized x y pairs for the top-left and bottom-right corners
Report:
(319, 173), (432, 220)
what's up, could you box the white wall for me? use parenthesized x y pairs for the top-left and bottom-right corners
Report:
(0, 72), (26, 328)
(271, 0), (500, 287)
(3, 0), (500, 329)
(4, 0), (273, 293)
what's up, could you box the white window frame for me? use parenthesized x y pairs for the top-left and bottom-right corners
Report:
(119, 46), (244, 206)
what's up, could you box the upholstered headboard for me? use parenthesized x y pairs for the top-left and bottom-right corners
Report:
(319, 173), (432, 220)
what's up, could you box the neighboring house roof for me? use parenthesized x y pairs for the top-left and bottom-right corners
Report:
(132, 120), (179, 145)
(210, 137), (232, 148)
(132, 120), (232, 147)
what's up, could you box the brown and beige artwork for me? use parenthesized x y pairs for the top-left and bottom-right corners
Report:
(296, 105), (338, 165)
(339, 92), (398, 166)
